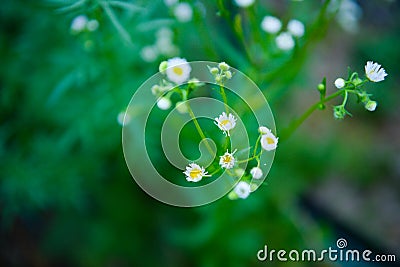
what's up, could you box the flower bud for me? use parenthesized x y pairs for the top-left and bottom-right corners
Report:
(317, 83), (325, 92)
(258, 126), (271, 134)
(352, 77), (363, 86)
(218, 62), (230, 71)
(209, 67), (219, 75)
(365, 100), (377, 112)
(225, 70), (232, 79)
(333, 105), (346, 120)
(159, 61), (168, 74)
(334, 78), (345, 89)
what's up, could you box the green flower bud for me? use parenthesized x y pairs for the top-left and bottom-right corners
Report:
(228, 190), (238, 200)
(215, 74), (222, 84)
(151, 84), (160, 95)
(317, 83), (325, 92)
(352, 77), (363, 86)
(218, 62), (230, 71)
(225, 70), (232, 79)
(333, 105), (346, 120)
(210, 67), (219, 75)
(159, 61), (168, 74)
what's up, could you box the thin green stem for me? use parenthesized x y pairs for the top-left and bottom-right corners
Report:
(281, 89), (346, 140)
(186, 104), (215, 156)
(253, 135), (261, 157)
(237, 151), (262, 164)
(220, 85), (229, 113)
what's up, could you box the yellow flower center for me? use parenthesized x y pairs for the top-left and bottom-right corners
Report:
(221, 119), (230, 126)
(223, 155), (232, 163)
(190, 169), (202, 178)
(266, 137), (275, 144)
(173, 66), (183, 76)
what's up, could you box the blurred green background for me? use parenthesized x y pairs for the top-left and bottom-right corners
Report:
(1, 0), (399, 266)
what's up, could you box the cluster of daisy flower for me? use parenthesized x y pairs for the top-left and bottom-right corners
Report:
(148, 58), (278, 200)
(70, 15), (99, 34)
(327, 61), (388, 119)
(261, 15), (305, 51)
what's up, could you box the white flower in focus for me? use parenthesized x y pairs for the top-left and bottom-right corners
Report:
(215, 112), (237, 136)
(365, 61), (388, 82)
(334, 78), (346, 89)
(261, 16), (282, 34)
(258, 126), (271, 135)
(157, 97), (171, 110)
(140, 46), (158, 62)
(219, 149), (237, 169)
(276, 32), (295, 51)
(287, 19), (305, 37)
(250, 167), (263, 179)
(234, 0), (255, 8)
(174, 3), (193, 23)
(261, 131), (278, 151)
(183, 163), (210, 182)
(365, 100), (377, 111)
(166, 57), (192, 84)
(234, 181), (251, 199)
(86, 19), (99, 31)
(71, 15), (88, 33)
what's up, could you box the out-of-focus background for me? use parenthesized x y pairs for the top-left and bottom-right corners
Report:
(1, 0), (399, 266)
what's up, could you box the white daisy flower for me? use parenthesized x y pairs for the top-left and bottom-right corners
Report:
(261, 131), (278, 151)
(219, 149), (237, 169)
(261, 16), (282, 34)
(234, 0), (255, 8)
(250, 167), (263, 179)
(183, 163), (210, 182)
(157, 97), (171, 110)
(214, 112), (237, 136)
(276, 32), (295, 51)
(166, 57), (192, 84)
(287, 19), (305, 37)
(365, 61), (388, 82)
(234, 181), (251, 199)
(174, 3), (193, 23)
(365, 100), (377, 111)
(71, 15), (88, 33)
(258, 126), (271, 135)
(334, 78), (346, 89)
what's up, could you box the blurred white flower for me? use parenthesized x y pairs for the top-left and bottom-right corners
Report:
(234, 0), (255, 8)
(250, 167), (263, 179)
(287, 19), (305, 37)
(86, 19), (99, 31)
(156, 27), (173, 39)
(174, 3), (193, 23)
(234, 181), (251, 199)
(215, 112), (237, 136)
(183, 163), (210, 182)
(335, 0), (362, 33)
(261, 16), (282, 34)
(334, 78), (346, 89)
(365, 100), (377, 111)
(166, 57), (192, 84)
(117, 111), (130, 126)
(218, 62), (230, 71)
(70, 15), (88, 33)
(365, 61), (388, 82)
(258, 126), (271, 135)
(164, 0), (178, 6)
(275, 32), (295, 51)
(219, 149), (237, 169)
(261, 131), (278, 151)
(140, 45), (158, 62)
(157, 97), (172, 110)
